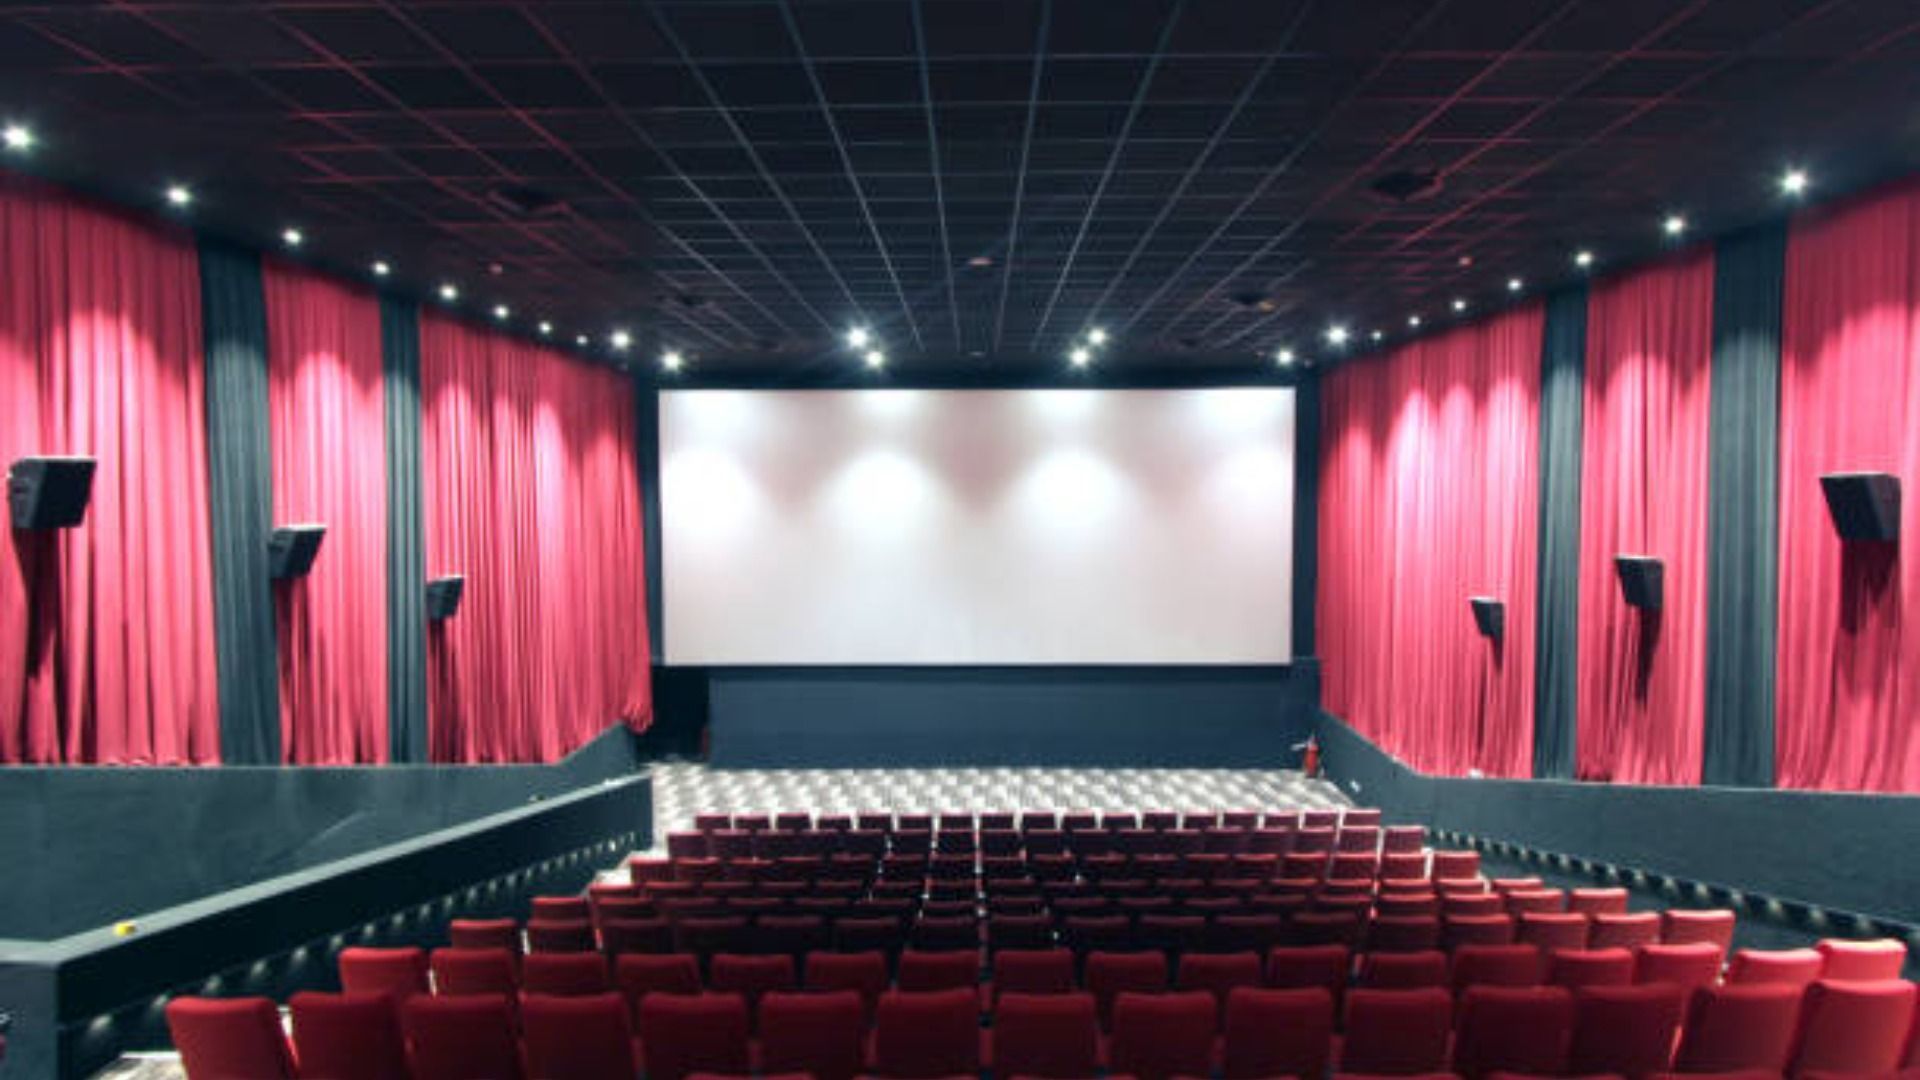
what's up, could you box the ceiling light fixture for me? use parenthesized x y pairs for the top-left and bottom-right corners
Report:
(1275, 348), (1295, 366)
(1069, 346), (1092, 367)
(3, 124), (33, 151)
(1086, 327), (1108, 346)
(1452, 298), (1468, 313)
(1325, 325), (1350, 346)
(574, 334), (589, 347)
(863, 348), (886, 370)
(610, 329), (633, 350)
(438, 283), (459, 302)
(846, 327), (871, 349)
(165, 185), (193, 207)
(537, 320), (553, 336)
(281, 227), (303, 248)
(1663, 214), (1687, 236)
(1408, 314), (1422, 328)
(492, 304), (510, 321)
(1369, 329), (1383, 343)
(661, 350), (684, 372)
(1507, 277), (1523, 293)
(1574, 249), (1594, 269)
(1781, 167), (1810, 196)
(371, 260), (392, 277)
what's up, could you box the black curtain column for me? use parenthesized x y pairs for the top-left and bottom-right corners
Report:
(634, 378), (664, 666)
(1292, 371), (1321, 660)
(382, 297), (428, 763)
(200, 240), (282, 765)
(1703, 224), (1787, 788)
(1533, 285), (1588, 780)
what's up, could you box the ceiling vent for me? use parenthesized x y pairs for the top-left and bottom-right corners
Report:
(1369, 168), (1442, 204)
(486, 183), (569, 220)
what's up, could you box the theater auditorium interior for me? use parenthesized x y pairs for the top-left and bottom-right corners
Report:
(3, 0), (1920, 1078)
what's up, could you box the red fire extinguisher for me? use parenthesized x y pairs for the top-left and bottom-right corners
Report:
(1299, 735), (1321, 778)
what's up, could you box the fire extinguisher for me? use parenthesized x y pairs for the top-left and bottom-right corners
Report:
(1296, 735), (1321, 778)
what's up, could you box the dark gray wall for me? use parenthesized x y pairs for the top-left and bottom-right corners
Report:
(0, 725), (642, 940)
(706, 664), (1318, 768)
(1315, 711), (1920, 929)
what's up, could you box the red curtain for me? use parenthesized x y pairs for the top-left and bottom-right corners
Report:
(418, 313), (651, 763)
(0, 178), (220, 764)
(1574, 252), (1715, 784)
(263, 261), (388, 764)
(1318, 304), (1544, 777)
(1775, 180), (1920, 792)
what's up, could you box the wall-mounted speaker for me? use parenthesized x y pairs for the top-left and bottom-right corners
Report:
(426, 575), (466, 620)
(1819, 472), (1899, 542)
(8, 456), (97, 530)
(268, 525), (327, 580)
(1469, 596), (1504, 640)
(1614, 555), (1664, 610)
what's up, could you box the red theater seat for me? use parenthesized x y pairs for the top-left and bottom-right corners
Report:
(1452, 944), (1545, 992)
(898, 949), (980, 994)
(288, 991), (408, 1080)
(1176, 951), (1263, 1020)
(806, 950), (891, 1016)
(990, 992), (1103, 1079)
(1267, 944), (1351, 1008)
(166, 997), (296, 1080)
(759, 990), (867, 1080)
(600, 916), (675, 955)
(1634, 942), (1723, 990)
(1109, 991), (1218, 1080)
(1222, 986), (1334, 1079)
(1817, 938), (1910, 981)
(1370, 915), (1443, 953)
(1568, 888), (1631, 916)
(337, 946), (429, 999)
(1791, 979), (1919, 1076)
(1590, 912), (1662, 951)
(1567, 983), (1686, 1077)
(708, 952), (796, 1018)
(521, 951), (611, 997)
(1362, 950), (1450, 989)
(402, 994), (523, 1080)
(1339, 988), (1453, 1075)
(520, 992), (640, 1080)
(614, 953), (703, 1015)
(1675, 984), (1806, 1073)
(1445, 914), (1518, 950)
(1662, 910), (1737, 957)
(1453, 985), (1576, 1080)
(1727, 948), (1824, 987)
(1086, 950), (1169, 1028)
(429, 947), (518, 996)
(1518, 912), (1591, 952)
(871, 988), (981, 1078)
(638, 993), (752, 1080)
(993, 947), (1077, 998)
(1548, 948), (1637, 989)
(531, 896), (591, 922)
(447, 917), (519, 952)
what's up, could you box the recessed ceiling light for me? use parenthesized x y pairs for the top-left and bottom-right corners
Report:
(1408, 314), (1422, 328)
(574, 334), (589, 347)
(846, 327), (871, 349)
(1781, 167), (1810, 196)
(1663, 214), (1687, 236)
(281, 227), (304, 248)
(1451, 298), (1468, 313)
(863, 348), (886, 369)
(438, 283), (459, 302)
(1087, 327), (1108, 346)
(967, 255), (994, 268)
(1507, 277), (1523, 293)
(537, 320), (553, 336)
(165, 185), (193, 207)
(1069, 346), (1092, 367)
(3, 124), (33, 151)
(1275, 348), (1295, 366)
(492, 304), (510, 321)
(661, 350), (684, 372)
(1369, 329), (1383, 343)
(371, 260), (392, 277)
(1574, 250), (1595, 269)
(1325, 325), (1350, 346)
(610, 329), (632, 350)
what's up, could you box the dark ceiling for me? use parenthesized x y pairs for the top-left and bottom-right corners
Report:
(1, 0), (1918, 376)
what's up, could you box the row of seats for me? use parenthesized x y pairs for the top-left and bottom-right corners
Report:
(167, 974), (1920, 1079)
(665, 824), (1426, 863)
(686, 807), (1379, 833)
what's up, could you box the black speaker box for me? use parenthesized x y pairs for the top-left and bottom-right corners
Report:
(8, 456), (97, 530)
(1820, 472), (1900, 542)
(1614, 555), (1664, 610)
(268, 525), (327, 580)
(426, 575), (466, 620)
(1469, 596), (1505, 640)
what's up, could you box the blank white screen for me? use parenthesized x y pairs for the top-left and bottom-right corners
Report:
(661, 387), (1295, 664)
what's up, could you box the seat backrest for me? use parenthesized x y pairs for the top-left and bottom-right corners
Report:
(1518, 911), (1592, 952)
(871, 988), (981, 1078)
(401, 994), (523, 1080)
(1451, 944), (1544, 992)
(1567, 887), (1630, 915)
(1662, 908), (1737, 955)
(1221, 986), (1332, 1080)
(1791, 978), (1919, 1075)
(638, 992), (752, 1080)
(1085, 950), (1169, 1027)
(1547, 947), (1636, 989)
(1567, 982), (1686, 1077)
(1175, 951), (1263, 1019)
(288, 992), (408, 1080)
(1362, 950), (1449, 989)
(992, 992), (1101, 1079)
(429, 947), (518, 996)
(1340, 988), (1453, 1075)
(1443, 913), (1518, 949)
(1675, 983), (1806, 1073)
(803, 950), (889, 1014)
(1265, 943), (1351, 1005)
(337, 946), (430, 999)
(707, 952), (796, 1011)
(758, 990), (866, 1080)
(531, 895), (592, 922)
(520, 993), (638, 1080)
(1452, 984), (1576, 1080)
(1589, 911), (1662, 950)
(614, 952), (703, 1018)
(896, 948), (979, 992)
(1727, 947), (1824, 987)
(521, 951), (611, 997)
(1109, 990), (1218, 1080)
(1817, 938), (1911, 981)
(166, 997), (295, 1080)
(1633, 941), (1724, 990)
(448, 917), (520, 952)
(992, 948), (1077, 997)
